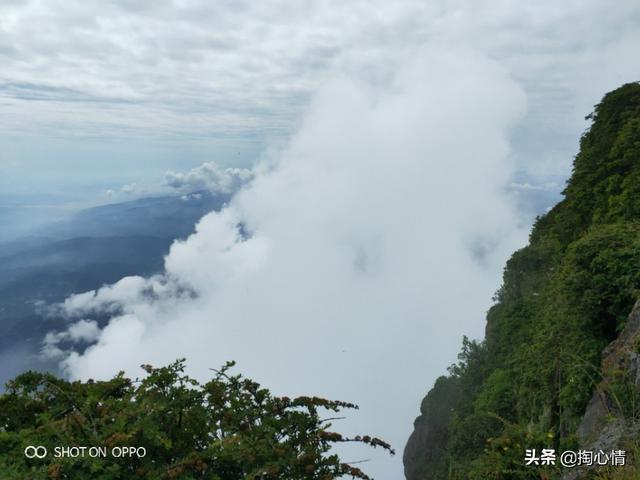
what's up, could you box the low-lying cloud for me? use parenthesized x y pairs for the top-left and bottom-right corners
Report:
(164, 162), (253, 195)
(45, 48), (528, 477)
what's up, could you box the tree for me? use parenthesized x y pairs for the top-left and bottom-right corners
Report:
(0, 359), (393, 479)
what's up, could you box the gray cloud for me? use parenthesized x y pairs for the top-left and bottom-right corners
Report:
(1, 1), (639, 205)
(1, 1), (638, 163)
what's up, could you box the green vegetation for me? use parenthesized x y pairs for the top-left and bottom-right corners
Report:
(0, 360), (393, 479)
(405, 82), (640, 479)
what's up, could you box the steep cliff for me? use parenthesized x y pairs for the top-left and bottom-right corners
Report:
(405, 82), (640, 479)
(561, 299), (640, 480)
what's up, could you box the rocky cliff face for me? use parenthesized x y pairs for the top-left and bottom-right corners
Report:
(563, 300), (640, 480)
(403, 376), (461, 479)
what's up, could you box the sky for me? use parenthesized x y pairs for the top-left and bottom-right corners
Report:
(1, 1), (639, 195)
(2, 1), (640, 478)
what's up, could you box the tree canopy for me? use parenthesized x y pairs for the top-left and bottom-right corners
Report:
(0, 359), (393, 479)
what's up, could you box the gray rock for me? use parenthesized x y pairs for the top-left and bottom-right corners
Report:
(562, 299), (640, 479)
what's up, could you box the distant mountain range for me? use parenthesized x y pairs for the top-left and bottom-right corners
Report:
(0, 191), (229, 386)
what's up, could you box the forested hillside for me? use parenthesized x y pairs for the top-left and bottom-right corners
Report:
(404, 83), (640, 479)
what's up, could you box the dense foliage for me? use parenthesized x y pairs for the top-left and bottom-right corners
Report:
(405, 82), (640, 479)
(0, 360), (393, 479)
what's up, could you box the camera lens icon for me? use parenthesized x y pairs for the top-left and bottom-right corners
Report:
(24, 446), (48, 459)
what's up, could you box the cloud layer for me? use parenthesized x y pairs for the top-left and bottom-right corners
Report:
(164, 162), (253, 195)
(1, 1), (638, 157)
(46, 47), (528, 477)
(1, 0), (639, 203)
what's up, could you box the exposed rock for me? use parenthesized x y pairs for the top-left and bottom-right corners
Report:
(403, 376), (461, 480)
(562, 299), (640, 480)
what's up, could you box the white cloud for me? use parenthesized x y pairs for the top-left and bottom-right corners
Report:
(120, 183), (138, 195)
(100, 163), (250, 200)
(105, 182), (144, 199)
(43, 319), (101, 359)
(47, 47), (528, 477)
(164, 162), (253, 194)
(509, 181), (557, 191)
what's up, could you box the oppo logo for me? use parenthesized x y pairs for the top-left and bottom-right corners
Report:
(24, 446), (48, 459)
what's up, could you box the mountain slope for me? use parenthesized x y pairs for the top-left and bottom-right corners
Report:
(404, 82), (640, 479)
(0, 191), (228, 387)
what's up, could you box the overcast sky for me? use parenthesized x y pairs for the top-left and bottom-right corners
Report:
(1, 0), (639, 198)
(3, 1), (640, 478)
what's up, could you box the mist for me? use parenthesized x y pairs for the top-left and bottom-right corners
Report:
(44, 47), (530, 477)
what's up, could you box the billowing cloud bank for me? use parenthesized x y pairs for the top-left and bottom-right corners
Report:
(47, 49), (527, 477)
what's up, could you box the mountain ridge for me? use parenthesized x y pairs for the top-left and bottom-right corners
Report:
(404, 82), (640, 479)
